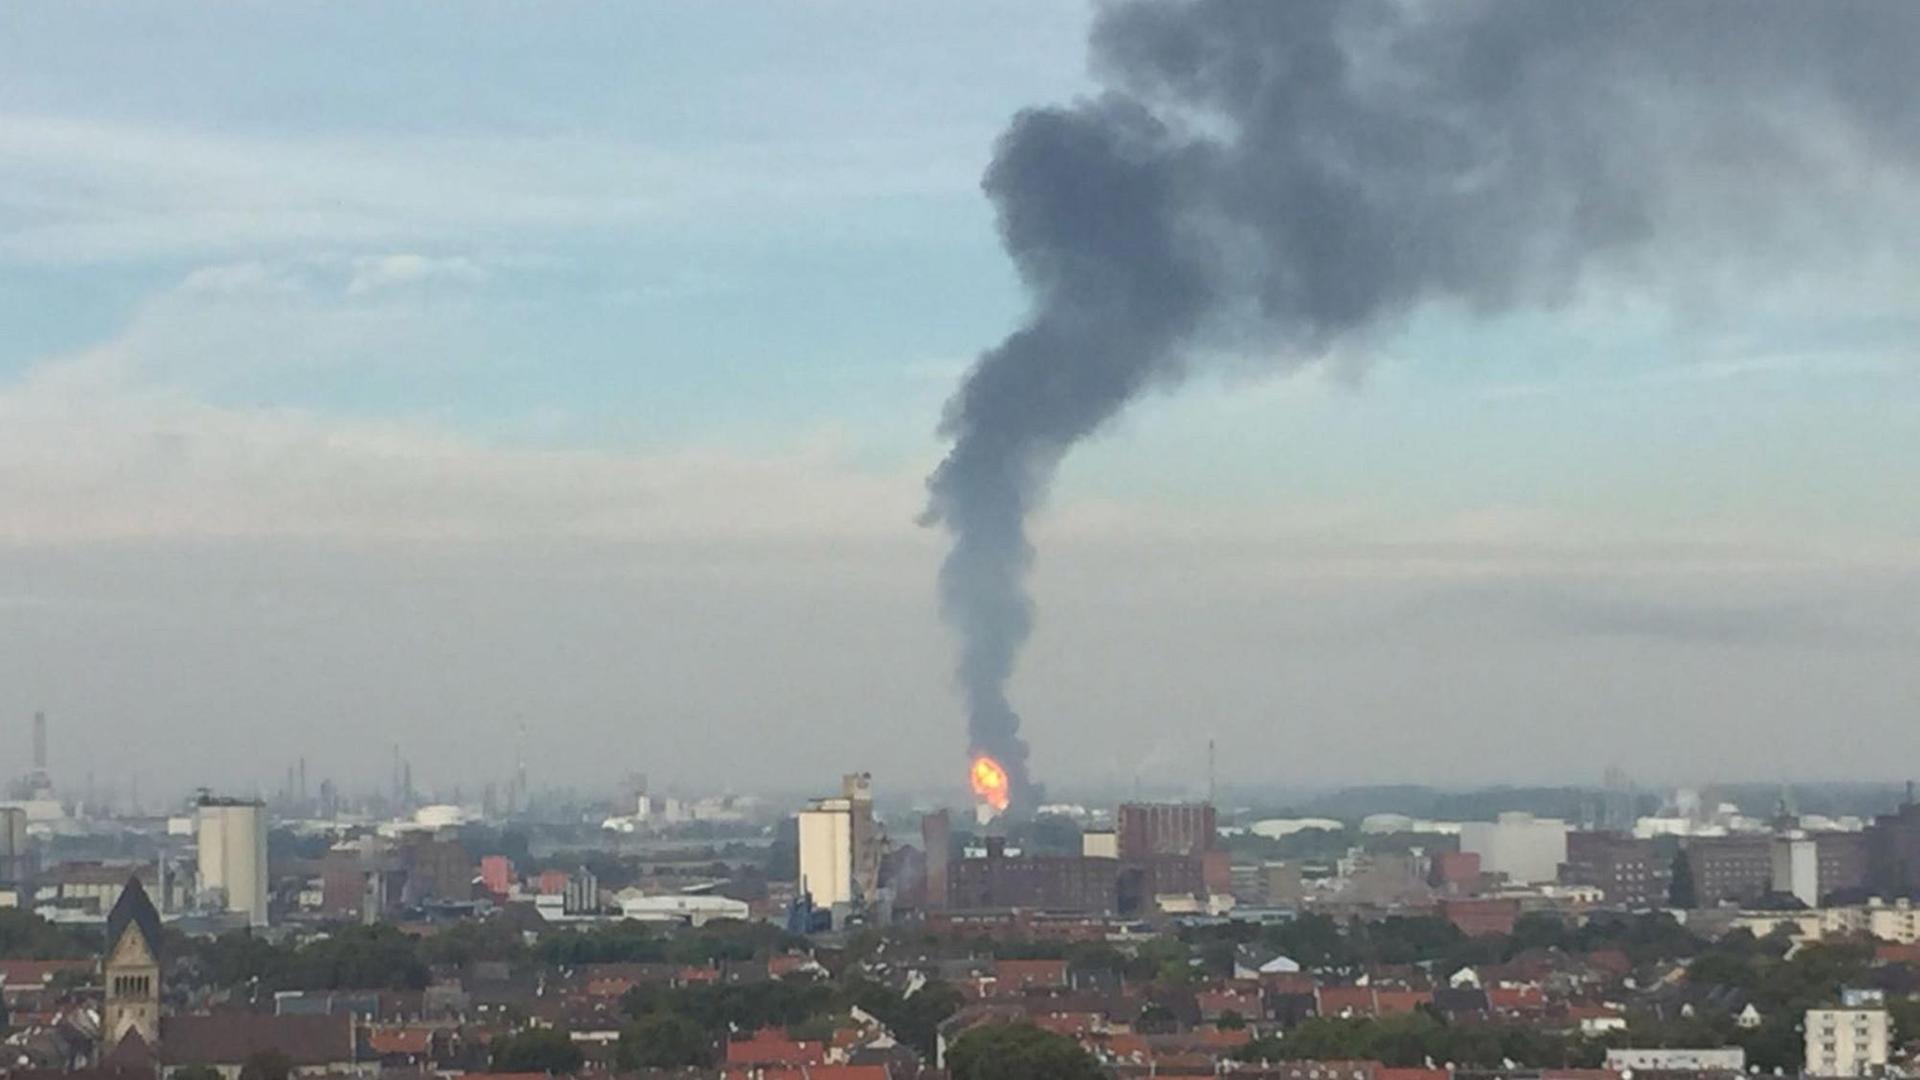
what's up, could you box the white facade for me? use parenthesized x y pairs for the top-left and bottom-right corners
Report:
(1459, 812), (1568, 885)
(1082, 830), (1118, 859)
(1730, 899), (1920, 947)
(618, 893), (749, 926)
(1250, 817), (1344, 839)
(1772, 836), (1820, 907)
(1606, 1048), (1746, 1072)
(797, 799), (855, 908)
(196, 800), (269, 926)
(1806, 1008), (1889, 1077)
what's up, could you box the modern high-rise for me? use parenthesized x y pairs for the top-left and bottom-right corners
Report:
(196, 795), (269, 926)
(1563, 831), (1668, 908)
(1866, 800), (1920, 899)
(1685, 835), (1775, 907)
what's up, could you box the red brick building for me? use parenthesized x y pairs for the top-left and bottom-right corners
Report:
(1441, 897), (1520, 937)
(1117, 803), (1218, 859)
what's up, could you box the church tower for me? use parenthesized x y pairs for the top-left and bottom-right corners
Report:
(101, 876), (162, 1050)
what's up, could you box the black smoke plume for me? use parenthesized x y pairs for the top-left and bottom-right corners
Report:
(924, 0), (1920, 811)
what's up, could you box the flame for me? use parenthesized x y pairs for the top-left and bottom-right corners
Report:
(970, 754), (1011, 813)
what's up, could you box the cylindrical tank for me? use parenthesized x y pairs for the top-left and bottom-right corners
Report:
(196, 798), (269, 926)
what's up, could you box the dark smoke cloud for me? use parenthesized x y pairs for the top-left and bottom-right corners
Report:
(924, 0), (1920, 810)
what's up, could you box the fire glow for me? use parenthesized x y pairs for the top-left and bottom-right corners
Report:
(969, 754), (1010, 813)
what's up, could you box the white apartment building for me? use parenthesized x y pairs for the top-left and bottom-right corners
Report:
(1730, 898), (1920, 947)
(1805, 1007), (1890, 1076)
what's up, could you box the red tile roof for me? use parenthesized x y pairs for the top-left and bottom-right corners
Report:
(993, 959), (1069, 989)
(1380, 1068), (1449, 1080)
(1878, 943), (1920, 965)
(1373, 989), (1432, 1015)
(1031, 1012), (1101, 1036)
(1318, 986), (1378, 1017)
(369, 1027), (434, 1055)
(741, 1060), (890, 1068)
(1488, 985), (1547, 1012)
(725, 1030), (825, 1066)
(0, 959), (92, 987)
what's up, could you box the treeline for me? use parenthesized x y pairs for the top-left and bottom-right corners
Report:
(172, 918), (800, 993)
(1234, 1012), (1602, 1069)
(611, 972), (962, 1069)
(1180, 911), (1703, 977)
(963, 912), (1707, 986)
(0, 910), (99, 960)
(1671, 931), (1920, 1071)
(535, 919), (799, 966)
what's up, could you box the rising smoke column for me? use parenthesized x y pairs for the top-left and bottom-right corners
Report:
(924, 0), (1920, 810)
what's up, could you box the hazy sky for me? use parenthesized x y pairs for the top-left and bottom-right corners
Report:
(3, 2), (1917, 805)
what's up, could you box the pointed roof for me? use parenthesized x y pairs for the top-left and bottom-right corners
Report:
(103, 1026), (156, 1070)
(105, 876), (162, 961)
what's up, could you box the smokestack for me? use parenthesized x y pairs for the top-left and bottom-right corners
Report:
(31, 712), (45, 772)
(925, 0), (1920, 810)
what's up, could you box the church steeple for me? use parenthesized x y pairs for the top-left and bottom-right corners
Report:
(101, 876), (162, 1051)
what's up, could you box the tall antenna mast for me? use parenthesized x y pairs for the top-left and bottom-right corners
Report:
(515, 717), (529, 812)
(1207, 737), (1217, 805)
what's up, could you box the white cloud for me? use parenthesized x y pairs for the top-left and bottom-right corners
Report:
(0, 373), (926, 546)
(176, 260), (310, 298)
(0, 112), (984, 264)
(346, 254), (486, 295)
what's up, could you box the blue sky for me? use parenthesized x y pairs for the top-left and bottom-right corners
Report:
(2, 3), (1917, 800)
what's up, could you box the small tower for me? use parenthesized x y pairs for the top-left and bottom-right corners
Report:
(101, 876), (162, 1050)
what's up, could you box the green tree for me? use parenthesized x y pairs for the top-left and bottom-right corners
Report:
(289, 924), (428, 990)
(1136, 1003), (1179, 1034)
(489, 1026), (584, 1075)
(1238, 1013), (1593, 1069)
(1217, 1010), (1247, 1030)
(842, 976), (963, 1058)
(191, 930), (292, 989)
(238, 1049), (293, 1080)
(1262, 913), (1356, 970)
(946, 1023), (1104, 1080)
(1890, 997), (1920, 1043)
(1131, 936), (1193, 985)
(1669, 849), (1699, 909)
(419, 919), (528, 968)
(616, 1013), (711, 1070)
(1234, 1034), (1288, 1063)
(620, 978), (838, 1036)
(0, 910), (96, 959)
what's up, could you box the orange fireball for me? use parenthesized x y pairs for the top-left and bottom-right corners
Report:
(969, 754), (1011, 812)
